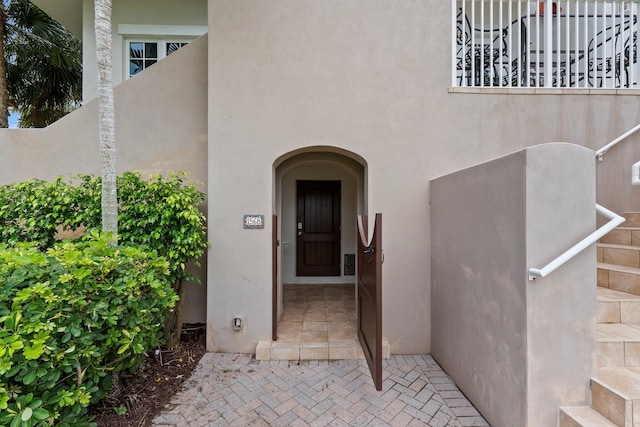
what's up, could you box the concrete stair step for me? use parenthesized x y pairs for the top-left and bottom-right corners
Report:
(623, 212), (640, 228)
(598, 287), (640, 324)
(598, 263), (640, 296)
(559, 406), (618, 427)
(559, 368), (640, 426)
(597, 324), (640, 367)
(598, 243), (640, 268)
(600, 227), (640, 246)
(592, 367), (640, 427)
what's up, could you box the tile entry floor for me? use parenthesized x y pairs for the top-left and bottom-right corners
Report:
(270, 283), (364, 360)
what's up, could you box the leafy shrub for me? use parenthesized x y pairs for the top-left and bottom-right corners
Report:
(69, 172), (207, 286)
(0, 177), (77, 249)
(0, 173), (207, 285)
(0, 172), (208, 346)
(0, 234), (178, 427)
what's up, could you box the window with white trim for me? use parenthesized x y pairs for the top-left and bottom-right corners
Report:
(127, 39), (190, 78)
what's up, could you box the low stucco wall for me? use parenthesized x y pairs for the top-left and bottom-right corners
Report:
(431, 143), (597, 427)
(596, 130), (640, 214)
(0, 35), (209, 324)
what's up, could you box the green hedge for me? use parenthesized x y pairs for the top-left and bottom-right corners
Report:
(0, 172), (208, 425)
(0, 172), (208, 286)
(0, 235), (178, 427)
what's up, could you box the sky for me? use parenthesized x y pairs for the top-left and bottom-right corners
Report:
(8, 110), (19, 128)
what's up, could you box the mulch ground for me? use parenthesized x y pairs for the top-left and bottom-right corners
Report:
(90, 324), (206, 427)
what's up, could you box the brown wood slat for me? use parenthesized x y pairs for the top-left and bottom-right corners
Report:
(357, 213), (382, 391)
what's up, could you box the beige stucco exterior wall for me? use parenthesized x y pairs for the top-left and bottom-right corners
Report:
(206, 0), (639, 354)
(596, 132), (640, 214)
(80, 0), (207, 102)
(0, 36), (209, 323)
(431, 143), (596, 427)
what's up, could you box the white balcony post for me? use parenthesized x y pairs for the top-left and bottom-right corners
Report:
(452, 0), (457, 87)
(544, 1), (554, 86)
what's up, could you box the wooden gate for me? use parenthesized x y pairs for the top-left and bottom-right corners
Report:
(357, 213), (383, 391)
(272, 214), (278, 341)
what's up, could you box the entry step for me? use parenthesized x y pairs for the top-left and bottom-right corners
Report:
(256, 340), (390, 361)
(559, 406), (618, 427)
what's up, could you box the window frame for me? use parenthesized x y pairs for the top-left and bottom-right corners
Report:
(125, 37), (192, 78)
(118, 24), (207, 80)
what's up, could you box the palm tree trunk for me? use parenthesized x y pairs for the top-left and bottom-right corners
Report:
(0, 2), (9, 128)
(94, 0), (117, 238)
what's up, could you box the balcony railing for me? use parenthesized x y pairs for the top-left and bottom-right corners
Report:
(452, 0), (640, 88)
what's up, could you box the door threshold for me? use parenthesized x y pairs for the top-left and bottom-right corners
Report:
(255, 340), (390, 361)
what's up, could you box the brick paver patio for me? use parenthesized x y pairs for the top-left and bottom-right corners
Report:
(152, 353), (489, 426)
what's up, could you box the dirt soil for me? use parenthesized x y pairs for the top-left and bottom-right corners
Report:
(90, 324), (206, 427)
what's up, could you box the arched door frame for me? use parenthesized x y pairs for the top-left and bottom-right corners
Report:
(272, 147), (368, 333)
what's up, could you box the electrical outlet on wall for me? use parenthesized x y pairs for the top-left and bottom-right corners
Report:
(232, 316), (243, 331)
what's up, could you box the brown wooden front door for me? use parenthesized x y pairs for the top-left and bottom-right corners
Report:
(296, 180), (341, 276)
(357, 213), (383, 391)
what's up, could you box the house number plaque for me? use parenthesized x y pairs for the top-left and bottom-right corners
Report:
(243, 214), (265, 229)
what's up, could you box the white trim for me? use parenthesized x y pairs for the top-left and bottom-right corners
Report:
(528, 204), (625, 280)
(118, 24), (207, 37)
(124, 39), (190, 79)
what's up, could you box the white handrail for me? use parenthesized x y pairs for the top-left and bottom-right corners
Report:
(528, 204), (625, 281)
(596, 123), (640, 161)
(633, 161), (640, 186)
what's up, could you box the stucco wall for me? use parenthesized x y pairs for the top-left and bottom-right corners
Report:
(206, 0), (637, 354)
(207, 0), (436, 353)
(596, 131), (640, 214)
(81, 0), (207, 102)
(431, 143), (596, 427)
(0, 35), (209, 324)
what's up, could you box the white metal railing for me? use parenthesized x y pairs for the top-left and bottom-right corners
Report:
(632, 160), (640, 184)
(596, 122), (640, 160)
(453, 0), (640, 88)
(595, 123), (640, 185)
(528, 204), (624, 280)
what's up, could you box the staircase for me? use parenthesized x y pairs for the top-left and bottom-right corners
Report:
(559, 213), (640, 426)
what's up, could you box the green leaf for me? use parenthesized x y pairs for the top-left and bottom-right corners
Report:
(32, 408), (49, 421)
(10, 413), (22, 427)
(21, 407), (32, 421)
(23, 370), (37, 385)
(23, 344), (45, 360)
(5, 311), (21, 330)
(0, 390), (8, 410)
(117, 342), (130, 355)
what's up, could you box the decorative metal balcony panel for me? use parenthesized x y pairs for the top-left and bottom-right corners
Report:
(452, 0), (639, 88)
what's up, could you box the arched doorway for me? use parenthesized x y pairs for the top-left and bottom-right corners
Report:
(272, 148), (367, 360)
